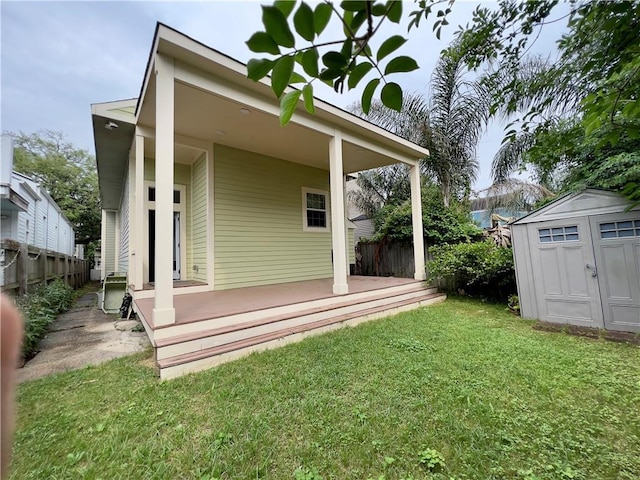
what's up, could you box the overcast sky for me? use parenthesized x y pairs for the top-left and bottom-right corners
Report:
(1, 1), (568, 190)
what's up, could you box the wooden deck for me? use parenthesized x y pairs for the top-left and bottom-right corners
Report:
(133, 276), (446, 379)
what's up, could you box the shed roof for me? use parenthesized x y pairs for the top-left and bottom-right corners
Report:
(512, 189), (638, 225)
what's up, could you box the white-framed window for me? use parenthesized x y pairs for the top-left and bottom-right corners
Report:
(538, 225), (579, 243)
(302, 187), (329, 232)
(599, 220), (640, 239)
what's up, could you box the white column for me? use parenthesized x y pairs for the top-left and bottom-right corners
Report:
(410, 162), (426, 280)
(133, 133), (145, 290)
(330, 129), (348, 294)
(127, 145), (136, 286)
(153, 54), (176, 326)
(100, 209), (107, 280)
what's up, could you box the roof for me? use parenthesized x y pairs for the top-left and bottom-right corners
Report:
(512, 188), (638, 225)
(93, 23), (430, 210)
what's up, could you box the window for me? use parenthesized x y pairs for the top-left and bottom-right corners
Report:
(302, 188), (328, 231)
(599, 220), (640, 239)
(538, 225), (579, 243)
(148, 187), (181, 204)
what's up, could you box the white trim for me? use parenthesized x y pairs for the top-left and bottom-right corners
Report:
(301, 187), (330, 232)
(207, 143), (215, 290)
(144, 181), (187, 283)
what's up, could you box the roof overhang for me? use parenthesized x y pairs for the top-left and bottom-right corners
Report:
(0, 186), (29, 213)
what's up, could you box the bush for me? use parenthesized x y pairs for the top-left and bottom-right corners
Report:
(16, 279), (75, 361)
(428, 241), (516, 300)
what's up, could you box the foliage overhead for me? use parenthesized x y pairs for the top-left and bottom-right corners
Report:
(10, 130), (101, 244)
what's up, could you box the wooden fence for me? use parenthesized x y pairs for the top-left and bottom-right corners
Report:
(356, 240), (434, 279)
(0, 240), (90, 295)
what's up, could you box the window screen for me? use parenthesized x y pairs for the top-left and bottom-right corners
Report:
(599, 220), (640, 239)
(538, 225), (579, 243)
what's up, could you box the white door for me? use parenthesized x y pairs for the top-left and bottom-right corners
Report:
(529, 217), (604, 327)
(173, 212), (181, 280)
(590, 212), (640, 333)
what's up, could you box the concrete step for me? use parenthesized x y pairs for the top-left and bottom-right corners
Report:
(158, 292), (446, 380)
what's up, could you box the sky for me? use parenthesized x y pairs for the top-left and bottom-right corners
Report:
(1, 1), (568, 190)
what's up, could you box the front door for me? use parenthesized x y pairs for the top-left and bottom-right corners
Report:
(173, 212), (181, 280)
(528, 217), (604, 328)
(590, 212), (640, 333)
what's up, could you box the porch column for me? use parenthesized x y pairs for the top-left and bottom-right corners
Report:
(153, 54), (176, 326)
(127, 145), (136, 286)
(133, 133), (145, 290)
(410, 162), (426, 280)
(330, 128), (348, 294)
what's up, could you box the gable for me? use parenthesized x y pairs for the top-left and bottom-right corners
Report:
(513, 189), (637, 225)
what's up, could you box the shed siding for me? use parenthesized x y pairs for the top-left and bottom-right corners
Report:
(191, 153), (208, 282)
(511, 225), (537, 319)
(118, 168), (130, 272)
(214, 144), (332, 290)
(104, 210), (117, 273)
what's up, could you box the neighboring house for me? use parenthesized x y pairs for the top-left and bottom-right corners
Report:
(470, 195), (528, 228)
(346, 174), (376, 241)
(91, 24), (440, 379)
(0, 135), (75, 255)
(511, 189), (640, 333)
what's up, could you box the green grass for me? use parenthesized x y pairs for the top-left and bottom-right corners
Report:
(11, 298), (640, 480)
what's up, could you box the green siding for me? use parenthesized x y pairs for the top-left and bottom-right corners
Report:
(144, 158), (192, 279)
(191, 154), (208, 282)
(104, 211), (117, 273)
(214, 145), (333, 290)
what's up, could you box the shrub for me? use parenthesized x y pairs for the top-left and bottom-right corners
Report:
(428, 241), (516, 300)
(16, 279), (75, 361)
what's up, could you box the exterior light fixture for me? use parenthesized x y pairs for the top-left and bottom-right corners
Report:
(105, 121), (119, 130)
(239, 108), (251, 115)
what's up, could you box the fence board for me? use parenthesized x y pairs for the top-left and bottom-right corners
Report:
(1, 240), (90, 295)
(356, 240), (434, 279)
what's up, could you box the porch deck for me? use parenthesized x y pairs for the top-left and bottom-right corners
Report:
(134, 276), (445, 379)
(136, 276), (419, 327)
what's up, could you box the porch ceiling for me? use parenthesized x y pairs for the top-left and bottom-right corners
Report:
(138, 77), (407, 174)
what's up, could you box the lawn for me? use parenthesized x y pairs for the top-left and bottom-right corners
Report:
(11, 298), (640, 480)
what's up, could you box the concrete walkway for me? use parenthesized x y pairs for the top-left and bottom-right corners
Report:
(17, 288), (150, 384)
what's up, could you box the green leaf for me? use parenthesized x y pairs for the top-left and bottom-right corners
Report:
(351, 10), (367, 32)
(384, 55), (419, 74)
(361, 78), (380, 114)
(247, 58), (274, 82)
(302, 83), (315, 114)
(381, 82), (402, 111)
(318, 68), (343, 81)
(271, 55), (294, 98)
(376, 35), (406, 61)
(341, 39), (353, 59)
(322, 51), (348, 69)
(280, 90), (302, 126)
(341, 1), (368, 11)
(293, 2), (315, 42)
(314, 3), (333, 35)
(347, 61), (372, 90)
(371, 3), (386, 16)
(301, 48), (319, 77)
(274, 0), (296, 18)
(290, 72), (306, 84)
(262, 6), (295, 48)
(386, 1), (402, 23)
(246, 32), (280, 55)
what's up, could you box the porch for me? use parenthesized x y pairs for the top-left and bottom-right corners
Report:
(134, 276), (446, 379)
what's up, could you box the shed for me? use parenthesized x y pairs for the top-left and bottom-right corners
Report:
(511, 189), (640, 333)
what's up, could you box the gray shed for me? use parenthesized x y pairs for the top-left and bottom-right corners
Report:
(511, 189), (640, 333)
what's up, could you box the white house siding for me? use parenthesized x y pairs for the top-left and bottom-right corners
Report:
(191, 153), (208, 282)
(213, 144), (333, 290)
(104, 210), (117, 273)
(118, 169), (130, 272)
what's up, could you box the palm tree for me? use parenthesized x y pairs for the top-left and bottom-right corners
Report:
(351, 46), (489, 207)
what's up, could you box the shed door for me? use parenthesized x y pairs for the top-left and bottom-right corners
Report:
(590, 212), (640, 333)
(529, 217), (604, 328)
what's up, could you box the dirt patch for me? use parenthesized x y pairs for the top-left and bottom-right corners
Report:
(533, 321), (640, 346)
(17, 289), (151, 384)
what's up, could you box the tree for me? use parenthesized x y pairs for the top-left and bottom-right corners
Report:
(10, 131), (101, 244)
(349, 164), (411, 219)
(351, 46), (488, 207)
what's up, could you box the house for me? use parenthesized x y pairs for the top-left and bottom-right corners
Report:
(1, 135), (76, 257)
(511, 189), (640, 333)
(91, 24), (444, 379)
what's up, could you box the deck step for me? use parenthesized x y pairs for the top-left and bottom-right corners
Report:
(158, 292), (446, 377)
(156, 285), (432, 348)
